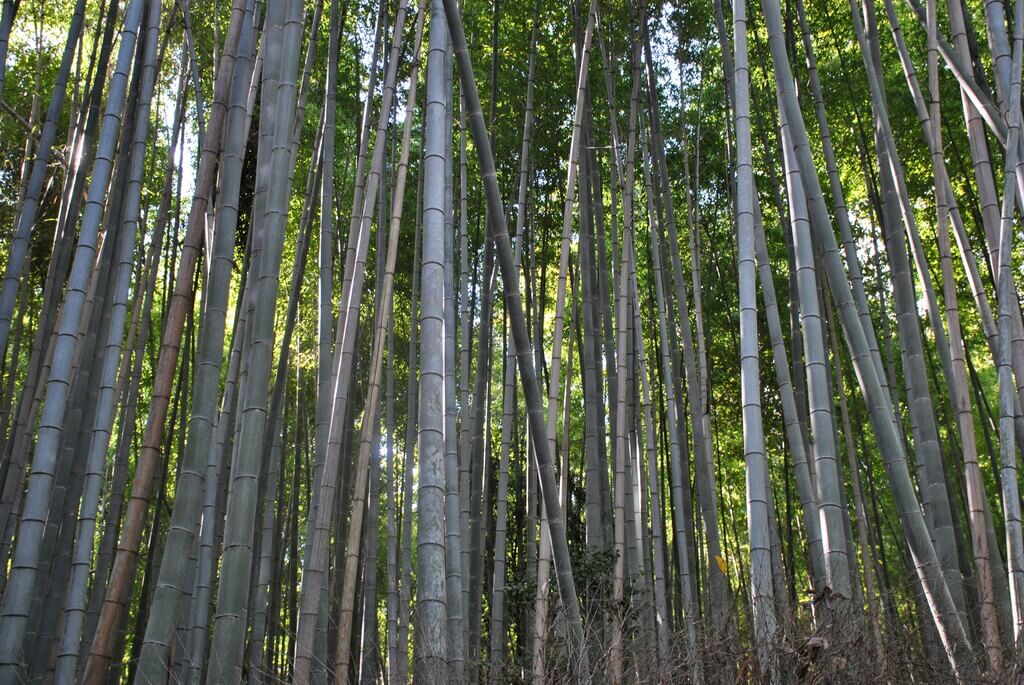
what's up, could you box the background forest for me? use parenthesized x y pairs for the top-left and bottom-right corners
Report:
(0, 0), (1019, 681)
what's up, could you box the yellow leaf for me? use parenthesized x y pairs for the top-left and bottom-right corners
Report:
(715, 555), (728, 575)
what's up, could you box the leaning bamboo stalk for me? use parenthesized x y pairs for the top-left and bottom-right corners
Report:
(853, 0), (968, 623)
(291, 2), (411, 681)
(830, 303), (887, 662)
(641, 118), (702, 685)
(440, 0), (589, 669)
(888, 0), (1012, 643)
(488, 10), (538, 677)
(925, 0), (1002, 654)
(996, 0), (1024, 642)
(761, 0), (973, 673)
(611, 34), (641, 682)
(333, 7), (424, 680)
(132, 4), (258, 679)
(0, 0), (15, 96)
(644, 12), (734, 644)
(249, 112), (325, 685)
(397, 168), (424, 685)
(902, 0), (1008, 148)
(0, 2), (146, 677)
(779, 95), (853, 608)
(52, 26), (188, 681)
(883, 0), (1024, 459)
(317, 0), (342, 535)
(317, 0), (382, 475)
(530, 2), (596, 677)
(382, 14), (413, 683)
(0, 0), (86, 371)
(906, 0), (1024, 216)
(628, 137), (671, 673)
(82, 3), (248, 679)
(792, 0), (891, 408)
(205, 0), (305, 679)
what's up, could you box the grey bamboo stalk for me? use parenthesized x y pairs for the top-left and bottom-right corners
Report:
(413, 3), (452, 680)
(0, 0), (86, 371)
(442, 36), (465, 677)
(779, 97), (852, 608)
(0, 0), (15, 96)
(792, 0), (891, 401)
(489, 322), (516, 685)
(828, 296), (887, 667)
(440, 0), (588, 669)
(852, 0), (967, 622)
(641, 121), (701, 684)
(942, 164), (1006, 665)
(243, 2), (283, 322)
(488, 10), (538, 676)
(0, 1), (144, 676)
(593, 23), (618, 553)
(242, 10), (331, 668)
(186, 181), (261, 685)
(902, 0), (1009, 149)
(996, 0), (1024, 642)
(55, 10), (172, 684)
(927, 0), (1001, 655)
(612, 37), (641, 682)
(381, 129), (399, 685)
(52, 0), (138, 664)
(580, 114), (606, 555)
(465, 188), (495, 683)
(530, 2), (596, 675)
(291, 2), (411, 680)
(981, 0), (1012, 109)
(464, 259), (493, 677)
(54, 40), (188, 683)
(883, 0), (1014, 389)
(318, 0), (341, 487)
(82, 3), (248, 679)
(900, 0), (1011, 635)
(302, 0), (348, 668)
(187, 303), (245, 685)
(333, 7), (424, 679)
(358, 431), (384, 685)
(859, 0), (958, 417)
(537, 287), (576, 677)
(925, 0), (1024, 401)
(317, 0), (383, 475)
(643, 10), (733, 640)
(457, 96), (471, 635)
(398, 169), (423, 685)
(760, 0), (973, 673)
(205, 0), (304, 679)
(625, 150), (669, 673)
(749, 191), (826, 596)
(931, 0), (1010, 283)
(133, 3), (257, 679)
(385, 307), (398, 683)
(249, 112), (325, 685)
(75, 70), (178, 681)
(734, 0), (778, 676)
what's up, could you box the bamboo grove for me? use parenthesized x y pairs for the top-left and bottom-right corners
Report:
(1, 0), (1024, 680)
